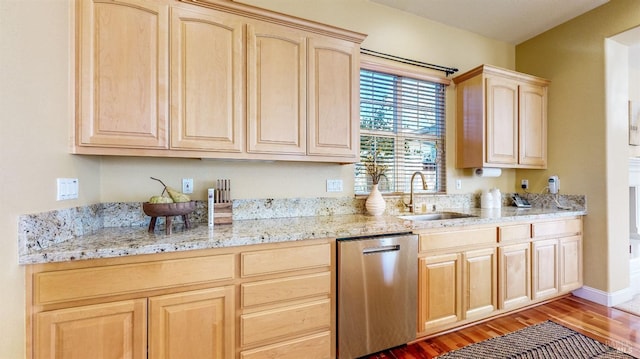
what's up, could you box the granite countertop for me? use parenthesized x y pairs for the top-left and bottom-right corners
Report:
(19, 206), (586, 265)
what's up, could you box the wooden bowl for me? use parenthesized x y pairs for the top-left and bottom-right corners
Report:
(143, 201), (196, 217)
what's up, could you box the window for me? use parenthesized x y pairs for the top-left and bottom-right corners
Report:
(355, 62), (448, 195)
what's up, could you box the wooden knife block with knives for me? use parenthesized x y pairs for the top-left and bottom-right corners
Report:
(213, 179), (232, 225)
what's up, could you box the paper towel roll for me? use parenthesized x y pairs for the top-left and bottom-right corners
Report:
(474, 168), (502, 177)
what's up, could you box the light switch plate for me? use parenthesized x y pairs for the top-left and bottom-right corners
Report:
(56, 178), (78, 201)
(326, 179), (343, 192)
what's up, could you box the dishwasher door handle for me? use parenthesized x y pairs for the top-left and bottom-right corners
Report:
(362, 244), (401, 255)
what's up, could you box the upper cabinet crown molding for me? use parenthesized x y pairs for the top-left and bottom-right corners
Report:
(452, 64), (550, 87)
(72, 0), (367, 164)
(178, 0), (367, 43)
(453, 64), (550, 169)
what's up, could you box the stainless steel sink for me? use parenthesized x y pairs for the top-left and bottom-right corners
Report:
(398, 212), (476, 221)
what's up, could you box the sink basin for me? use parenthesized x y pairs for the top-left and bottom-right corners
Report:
(398, 212), (476, 221)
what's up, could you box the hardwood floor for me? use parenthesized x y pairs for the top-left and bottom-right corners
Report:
(364, 295), (640, 358)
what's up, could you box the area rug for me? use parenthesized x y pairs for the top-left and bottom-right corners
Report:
(436, 321), (636, 359)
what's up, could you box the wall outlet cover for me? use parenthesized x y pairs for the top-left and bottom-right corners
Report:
(182, 178), (194, 194)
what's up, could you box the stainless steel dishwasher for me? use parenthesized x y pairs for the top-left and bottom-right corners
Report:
(337, 233), (418, 359)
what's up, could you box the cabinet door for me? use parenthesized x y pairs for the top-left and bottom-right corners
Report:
(247, 21), (306, 155)
(462, 247), (497, 320)
(170, 7), (243, 152)
(35, 299), (147, 359)
(485, 76), (518, 165)
(149, 286), (235, 359)
(307, 36), (359, 160)
(77, 0), (169, 149)
(559, 235), (583, 292)
(519, 83), (547, 167)
(498, 243), (531, 309)
(532, 239), (559, 300)
(418, 253), (461, 332)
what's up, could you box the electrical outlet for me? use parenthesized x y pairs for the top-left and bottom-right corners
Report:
(326, 179), (343, 192)
(182, 178), (194, 194)
(548, 175), (559, 194)
(521, 179), (529, 190)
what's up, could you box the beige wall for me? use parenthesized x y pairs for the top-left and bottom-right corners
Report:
(516, 0), (640, 295)
(629, 41), (640, 157)
(0, 0), (516, 357)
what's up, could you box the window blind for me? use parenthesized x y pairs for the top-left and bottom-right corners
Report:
(356, 68), (447, 195)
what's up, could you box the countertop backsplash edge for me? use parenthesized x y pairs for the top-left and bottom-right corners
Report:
(18, 193), (586, 263)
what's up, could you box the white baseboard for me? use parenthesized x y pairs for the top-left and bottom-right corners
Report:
(573, 258), (640, 305)
(572, 286), (634, 307)
(631, 257), (640, 295)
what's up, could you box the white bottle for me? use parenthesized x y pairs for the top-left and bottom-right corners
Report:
(492, 188), (502, 208)
(481, 190), (494, 209)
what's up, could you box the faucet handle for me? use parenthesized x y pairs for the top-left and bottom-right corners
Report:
(402, 198), (413, 210)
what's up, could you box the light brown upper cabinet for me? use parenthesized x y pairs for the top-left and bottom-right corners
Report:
(72, 0), (366, 163)
(169, 6), (244, 153)
(306, 36), (360, 158)
(453, 65), (550, 169)
(75, 0), (170, 150)
(246, 22), (307, 155)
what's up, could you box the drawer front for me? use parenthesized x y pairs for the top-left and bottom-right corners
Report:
(498, 223), (531, 242)
(241, 272), (331, 308)
(532, 218), (582, 238)
(240, 331), (331, 359)
(34, 254), (235, 305)
(241, 243), (331, 277)
(241, 299), (331, 346)
(420, 227), (496, 252)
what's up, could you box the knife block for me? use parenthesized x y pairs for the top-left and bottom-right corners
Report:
(213, 203), (232, 225)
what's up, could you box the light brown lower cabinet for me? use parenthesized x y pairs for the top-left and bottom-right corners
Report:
(35, 299), (148, 359)
(498, 242), (531, 309)
(417, 226), (497, 336)
(27, 239), (334, 359)
(532, 239), (559, 300)
(418, 253), (462, 331)
(149, 286), (235, 359)
(463, 247), (498, 320)
(559, 235), (583, 292)
(417, 216), (583, 338)
(28, 217), (582, 356)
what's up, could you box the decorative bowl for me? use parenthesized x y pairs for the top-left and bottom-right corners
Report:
(143, 201), (196, 217)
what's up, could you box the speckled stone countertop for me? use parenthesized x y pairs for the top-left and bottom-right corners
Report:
(19, 206), (585, 265)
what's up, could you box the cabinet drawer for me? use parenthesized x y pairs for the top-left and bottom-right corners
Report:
(420, 227), (496, 252)
(241, 299), (331, 346)
(34, 254), (235, 305)
(240, 331), (331, 359)
(241, 272), (331, 308)
(241, 243), (331, 277)
(532, 218), (582, 238)
(498, 223), (531, 242)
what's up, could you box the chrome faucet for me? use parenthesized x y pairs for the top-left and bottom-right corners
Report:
(407, 171), (428, 213)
